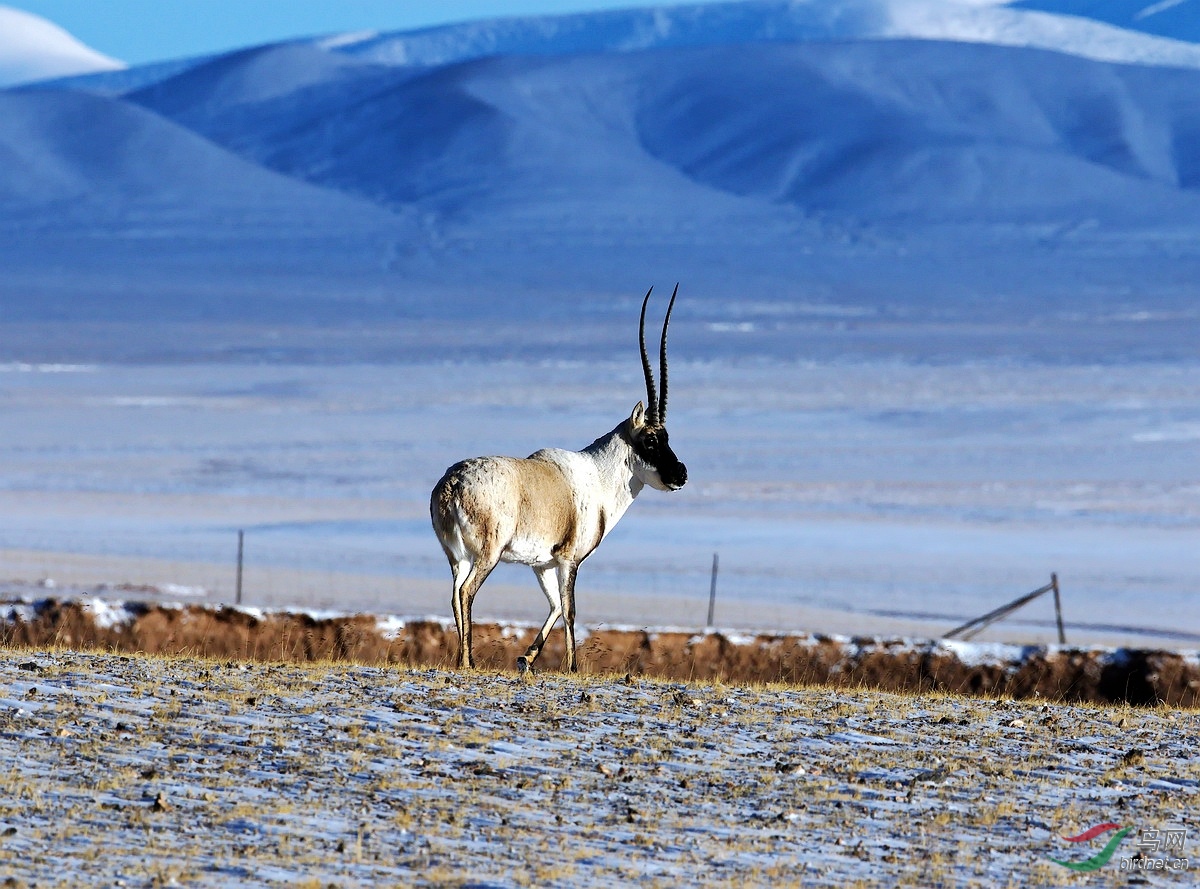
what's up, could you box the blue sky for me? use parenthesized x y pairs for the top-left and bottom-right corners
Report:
(13, 1), (730, 65)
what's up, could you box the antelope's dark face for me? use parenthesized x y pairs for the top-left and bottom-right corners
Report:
(627, 403), (687, 491)
(630, 284), (687, 492)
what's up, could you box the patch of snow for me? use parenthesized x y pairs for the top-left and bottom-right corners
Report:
(0, 5), (123, 87)
(78, 597), (136, 630)
(1132, 424), (1200, 443)
(0, 363), (96, 373)
(1, 600), (40, 624)
(291, 607), (351, 622)
(826, 729), (901, 745)
(938, 638), (1037, 667)
(1138, 0), (1189, 21)
(159, 583), (206, 598)
(375, 615), (407, 640)
(314, 31), (380, 51)
(1014, 0), (1200, 43)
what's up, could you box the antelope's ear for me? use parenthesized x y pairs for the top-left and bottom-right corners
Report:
(629, 401), (647, 430)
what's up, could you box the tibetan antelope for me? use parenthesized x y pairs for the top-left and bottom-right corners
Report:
(430, 285), (687, 673)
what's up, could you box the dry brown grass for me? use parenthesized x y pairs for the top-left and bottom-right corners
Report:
(4, 596), (1199, 706)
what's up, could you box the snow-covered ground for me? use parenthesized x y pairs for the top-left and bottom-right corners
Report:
(1, 649), (1196, 887)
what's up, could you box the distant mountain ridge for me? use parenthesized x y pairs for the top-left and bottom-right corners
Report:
(40, 0), (1200, 98)
(3, 0), (1200, 351)
(325, 0), (1200, 68)
(120, 37), (1200, 225)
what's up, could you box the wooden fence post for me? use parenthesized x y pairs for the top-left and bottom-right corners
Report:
(236, 530), (244, 606)
(706, 553), (719, 628)
(1051, 572), (1066, 644)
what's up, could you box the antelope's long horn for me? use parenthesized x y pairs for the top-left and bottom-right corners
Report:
(658, 283), (678, 422)
(639, 286), (658, 421)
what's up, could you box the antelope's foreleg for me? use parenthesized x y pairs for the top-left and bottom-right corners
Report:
(520, 563), (564, 673)
(560, 563), (579, 673)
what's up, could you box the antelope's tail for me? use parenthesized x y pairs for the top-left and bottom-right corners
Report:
(431, 465), (470, 563)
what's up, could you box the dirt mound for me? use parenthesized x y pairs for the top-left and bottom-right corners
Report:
(3, 596), (1198, 706)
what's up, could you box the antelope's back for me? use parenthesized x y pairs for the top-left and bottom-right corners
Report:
(431, 455), (577, 563)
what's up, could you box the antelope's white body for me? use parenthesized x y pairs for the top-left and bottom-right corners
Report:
(435, 430), (646, 570)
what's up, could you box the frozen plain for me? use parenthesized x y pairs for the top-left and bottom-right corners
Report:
(2, 649), (1198, 888)
(2, 346), (1197, 648)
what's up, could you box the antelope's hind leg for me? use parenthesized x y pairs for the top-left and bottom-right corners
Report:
(450, 558), (495, 670)
(449, 559), (472, 668)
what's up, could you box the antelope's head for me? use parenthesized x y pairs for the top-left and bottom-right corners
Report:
(627, 285), (687, 492)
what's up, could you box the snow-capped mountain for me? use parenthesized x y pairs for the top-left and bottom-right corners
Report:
(2, 0), (1200, 357)
(1013, 0), (1200, 44)
(0, 4), (123, 87)
(323, 0), (1200, 69)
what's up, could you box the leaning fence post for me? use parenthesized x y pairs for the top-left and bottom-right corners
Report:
(944, 575), (1060, 641)
(706, 553), (719, 628)
(1051, 572), (1066, 644)
(236, 530), (244, 606)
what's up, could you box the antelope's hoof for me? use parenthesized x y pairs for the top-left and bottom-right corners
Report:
(516, 656), (533, 675)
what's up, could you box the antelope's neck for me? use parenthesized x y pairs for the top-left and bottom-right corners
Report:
(581, 422), (644, 518)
